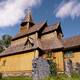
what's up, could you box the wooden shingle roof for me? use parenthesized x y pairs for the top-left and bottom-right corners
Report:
(12, 22), (62, 41)
(42, 22), (60, 34)
(40, 38), (63, 50)
(0, 37), (63, 57)
(12, 22), (46, 40)
(64, 35), (80, 49)
(0, 41), (38, 57)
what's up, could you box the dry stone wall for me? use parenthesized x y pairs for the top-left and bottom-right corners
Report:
(32, 57), (50, 80)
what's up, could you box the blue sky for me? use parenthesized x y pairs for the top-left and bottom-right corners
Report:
(0, 0), (80, 38)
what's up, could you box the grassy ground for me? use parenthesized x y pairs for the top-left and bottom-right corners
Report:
(0, 73), (80, 80)
(44, 73), (80, 80)
(0, 76), (32, 80)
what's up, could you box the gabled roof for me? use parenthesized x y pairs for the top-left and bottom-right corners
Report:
(12, 22), (63, 40)
(64, 35), (80, 49)
(40, 37), (63, 50)
(42, 22), (62, 34)
(1, 35), (80, 57)
(12, 22), (46, 40)
(0, 45), (38, 57)
(0, 37), (63, 57)
(0, 39), (39, 57)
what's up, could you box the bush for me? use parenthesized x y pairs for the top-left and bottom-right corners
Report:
(47, 60), (57, 76)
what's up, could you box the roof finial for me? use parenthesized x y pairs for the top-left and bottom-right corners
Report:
(24, 8), (33, 22)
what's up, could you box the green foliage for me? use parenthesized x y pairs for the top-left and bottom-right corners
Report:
(0, 40), (4, 53)
(0, 48), (4, 53)
(47, 60), (57, 76)
(0, 35), (11, 53)
(2, 34), (12, 48)
(0, 34), (12, 53)
(71, 72), (80, 80)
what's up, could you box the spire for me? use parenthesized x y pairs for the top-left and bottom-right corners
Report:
(20, 9), (34, 33)
(24, 9), (33, 23)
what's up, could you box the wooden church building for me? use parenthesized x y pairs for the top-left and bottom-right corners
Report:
(0, 11), (80, 76)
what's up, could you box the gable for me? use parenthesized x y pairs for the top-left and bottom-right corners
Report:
(24, 37), (34, 48)
(41, 31), (57, 40)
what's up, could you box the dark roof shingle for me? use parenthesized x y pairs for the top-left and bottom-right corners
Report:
(64, 35), (80, 49)
(0, 43), (38, 57)
(12, 22), (46, 40)
(0, 36), (63, 57)
(40, 37), (63, 50)
(42, 22), (60, 34)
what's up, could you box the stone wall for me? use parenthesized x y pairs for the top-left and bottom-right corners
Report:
(32, 57), (50, 80)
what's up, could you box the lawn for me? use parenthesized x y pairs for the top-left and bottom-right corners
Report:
(44, 73), (80, 80)
(0, 73), (80, 80)
(0, 76), (32, 80)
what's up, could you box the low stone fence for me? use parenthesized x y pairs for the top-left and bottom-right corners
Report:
(65, 59), (80, 76)
(32, 57), (50, 80)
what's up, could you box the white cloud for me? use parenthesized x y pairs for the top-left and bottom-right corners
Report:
(55, 0), (80, 19)
(0, 0), (41, 27)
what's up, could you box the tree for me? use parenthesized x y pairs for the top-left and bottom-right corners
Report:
(2, 35), (12, 48)
(0, 34), (12, 53)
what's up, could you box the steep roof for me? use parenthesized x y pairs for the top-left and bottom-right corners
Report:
(0, 21), (64, 57)
(40, 37), (63, 50)
(0, 37), (63, 57)
(1, 34), (80, 57)
(0, 39), (39, 57)
(64, 35), (80, 49)
(12, 22), (46, 40)
(12, 22), (62, 40)
(42, 22), (59, 33)
(42, 22), (60, 34)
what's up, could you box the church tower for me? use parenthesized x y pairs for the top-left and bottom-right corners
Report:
(20, 10), (34, 33)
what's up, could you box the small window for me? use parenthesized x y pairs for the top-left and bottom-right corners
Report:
(64, 51), (73, 58)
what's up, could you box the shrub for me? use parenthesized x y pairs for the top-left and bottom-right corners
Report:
(47, 60), (57, 76)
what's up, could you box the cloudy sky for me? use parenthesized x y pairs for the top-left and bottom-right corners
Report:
(0, 0), (80, 38)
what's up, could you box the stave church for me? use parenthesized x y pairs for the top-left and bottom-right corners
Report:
(0, 10), (80, 76)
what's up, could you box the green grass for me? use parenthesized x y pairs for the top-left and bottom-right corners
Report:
(0, 73), (80, 80)
(44, 73), (80, 80)
(0, 76), (32, 80)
